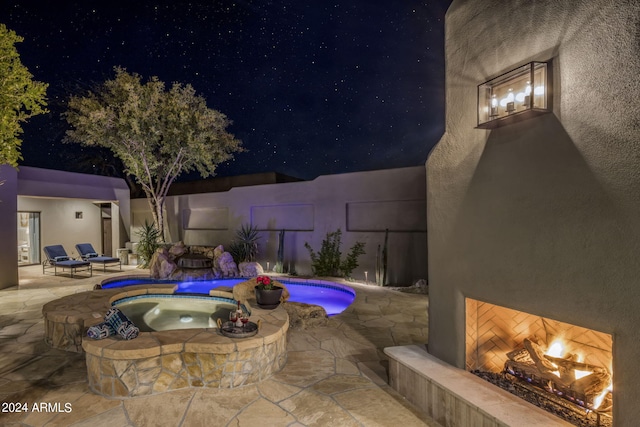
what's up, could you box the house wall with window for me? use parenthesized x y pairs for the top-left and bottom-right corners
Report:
(130, 166), (427, 284)
(17, 197), (103, 259)
(0, 166), (130, 289)
(17, 167), (130, 260)
(426, 0), (640, 422)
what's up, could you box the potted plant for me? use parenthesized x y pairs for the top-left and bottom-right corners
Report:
(254, 275), (283, 309)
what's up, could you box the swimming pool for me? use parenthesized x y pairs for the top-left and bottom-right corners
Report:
(100, 277), (356, 315)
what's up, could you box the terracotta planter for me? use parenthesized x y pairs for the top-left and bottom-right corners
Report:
(255, 286), (283, 309)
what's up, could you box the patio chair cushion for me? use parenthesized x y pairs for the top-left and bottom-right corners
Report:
(76, 243), (101, 258)
(54, 256), (70, 262)
(43, 245), (70, 261)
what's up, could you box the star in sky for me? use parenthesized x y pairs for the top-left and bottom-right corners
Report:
(2, 0), (450, 180)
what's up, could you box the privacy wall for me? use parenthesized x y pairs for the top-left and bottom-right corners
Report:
(131, 166), (427, 284)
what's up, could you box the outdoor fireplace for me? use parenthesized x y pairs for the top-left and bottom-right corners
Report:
(466, 298), (613, 424)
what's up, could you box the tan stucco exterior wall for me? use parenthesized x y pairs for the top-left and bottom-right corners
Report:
(17, 197), (104, 258)
(0, 167), (130, 289)
(17, 167), (131, 257)
(131, 166), (427, 284)
(426, 0), (640, 423)
(0, 166), (19, 289)
(426, 0), (640, 426)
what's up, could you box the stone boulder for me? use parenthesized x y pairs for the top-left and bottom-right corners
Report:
(168, 241), (188, 258)
(215, 252), (239, 277)
(282, 301), (328, 329)
(238, 262), (264, 277)
(149, 247), (178, 279)
(213, 245), (225, 258)
(232, 277), (290, 304)
(190, 245), (216, 258)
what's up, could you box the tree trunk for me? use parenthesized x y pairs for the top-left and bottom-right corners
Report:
(145, 193), (166, 243)
(156, 202), (166, 242)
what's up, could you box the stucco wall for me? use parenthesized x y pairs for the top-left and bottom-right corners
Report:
(131, 166), (427, 284)
(17, 197), (104, 259)
(0, 167), (130, 289)
(426, 0), (640, 423)
(17, 166), (131, 256)
(0, 166), (19, 289)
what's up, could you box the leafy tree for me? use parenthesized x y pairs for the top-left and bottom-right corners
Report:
(0, 24), (48, 167)
(64, 67), (243, 241)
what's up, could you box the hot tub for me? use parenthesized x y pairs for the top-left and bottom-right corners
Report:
(43, 286), (289, 398)
(112, 294), (245, 332)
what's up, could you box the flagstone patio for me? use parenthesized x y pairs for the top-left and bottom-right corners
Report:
(0, 265), (436, 426)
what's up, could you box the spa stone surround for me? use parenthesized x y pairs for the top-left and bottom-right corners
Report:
(42, 284), (177, 353)
(42, 285), (289, 398)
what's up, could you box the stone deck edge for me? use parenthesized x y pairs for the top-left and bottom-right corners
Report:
(384, 345), (573, 427)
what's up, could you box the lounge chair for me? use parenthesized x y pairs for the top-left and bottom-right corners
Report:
(43, 245), (92, 278)
(75, 243), (122, 272)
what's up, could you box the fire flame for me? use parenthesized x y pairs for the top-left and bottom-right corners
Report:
(592, 384), (613, 410)
(544, 339), (613, 410)
(545, 340), (564, 358)
(545, 340), (563, 377)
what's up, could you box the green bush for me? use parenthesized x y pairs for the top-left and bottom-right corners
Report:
(304, 229), (365, 279)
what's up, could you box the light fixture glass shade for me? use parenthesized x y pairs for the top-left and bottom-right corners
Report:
(477, 62), (549, 128)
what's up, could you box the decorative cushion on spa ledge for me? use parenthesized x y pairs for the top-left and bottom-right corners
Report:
(104, 307), (139, 340)
(87, 322), (115, 339)
(87, 307), (139, 340)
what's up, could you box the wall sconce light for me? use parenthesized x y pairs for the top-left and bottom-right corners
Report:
(477, 61), (551, 129)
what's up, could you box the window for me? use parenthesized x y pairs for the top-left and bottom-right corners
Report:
(477, 61), (550, 129)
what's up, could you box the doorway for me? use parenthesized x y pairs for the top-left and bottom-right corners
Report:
(17, 212), (40, 265)
(99, 203), (113, 256)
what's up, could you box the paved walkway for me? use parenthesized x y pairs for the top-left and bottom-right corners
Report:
(0, 265), (436, 426)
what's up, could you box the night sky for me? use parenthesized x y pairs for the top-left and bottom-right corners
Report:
(2, 0), (450, 181)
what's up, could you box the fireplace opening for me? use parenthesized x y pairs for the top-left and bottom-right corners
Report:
(466, 298), (613, 427)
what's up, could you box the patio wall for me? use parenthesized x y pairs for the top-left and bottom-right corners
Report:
(17, 166), (131, 260)
(130, 166), (427, 284)
(17, 197), (104, 259)
(0, 166), (130, 289)
(0, 165), (19, 289)
(426, 0), (640, 424)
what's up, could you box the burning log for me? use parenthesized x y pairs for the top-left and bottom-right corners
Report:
(523, 338), (559, 373)
(504, 338), (612, 412)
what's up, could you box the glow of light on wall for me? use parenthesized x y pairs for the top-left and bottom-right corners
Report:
(534, 85), (545, 95)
